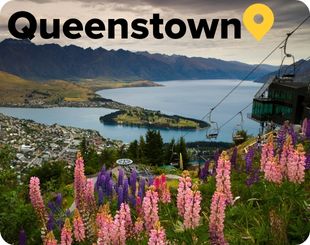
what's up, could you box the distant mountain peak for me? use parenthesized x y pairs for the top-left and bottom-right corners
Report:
(0, 38), (277, 82)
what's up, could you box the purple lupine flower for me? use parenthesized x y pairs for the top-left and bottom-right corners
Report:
(148, 176), (154, 186)
(98, 187), (104, 205)
(117, 186), (124, 208)
(130, 170), (137, 195)
(231, 147), (238, 169)
(47, 213), (55, 231)
(288, 125), (297, 145)
(200, 160), (210, 180)
(245, 147), (255, 173)
(48, 201), (57, 214)
(138, 178), (146, 200)
(55, 193), (62, 207)
(56, 218), (64, 229)
(123, 178), (129, 203)
(100, 165), (106, 174)
(99, 175), (106, 192)
(246, 168), (260, 186)
(305, 154), (310, 170)
(107, 179), (114, 199)
(118, 168), (124, 187)
(19, 229), (26, 245)
(277, 125), (286, 150)
(129, 195), (136, 208)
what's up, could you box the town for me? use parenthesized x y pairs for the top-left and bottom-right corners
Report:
(0, 113), (123, 171)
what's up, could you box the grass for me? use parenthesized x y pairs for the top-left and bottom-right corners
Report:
(114, 110), (201, 129)
(0, 72), (160, 105)
(78, 79), (160, 91)
(0, 72), (94, 104)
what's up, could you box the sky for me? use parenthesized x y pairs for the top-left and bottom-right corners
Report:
(0, 0), (309, 65)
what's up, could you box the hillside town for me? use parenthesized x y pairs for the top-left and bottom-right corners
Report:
(0, 113), (123, 170)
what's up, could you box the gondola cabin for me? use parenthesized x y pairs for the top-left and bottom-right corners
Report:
(251, 76), (310, 125)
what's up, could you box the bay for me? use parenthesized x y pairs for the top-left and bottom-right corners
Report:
(0, 80), (261, 143)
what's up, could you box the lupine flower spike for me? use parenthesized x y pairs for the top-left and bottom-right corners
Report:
(73, 209), (85, 242)
(183, 184), (202, 229)
(29, 177), (47, 225)
(148, 222), (167, 245)
(142, 185), (159, 231)
(61, 218), (73, 245)
(45, 231), (58, 245)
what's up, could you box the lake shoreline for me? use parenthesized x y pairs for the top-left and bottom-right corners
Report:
(0, 81), (209, 131)
(0, 80), (260, 142)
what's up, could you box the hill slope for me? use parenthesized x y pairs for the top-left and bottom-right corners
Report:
(0, 39), (276, 82)
(0, 71), (93, 104)
(256, 59), (310, 84)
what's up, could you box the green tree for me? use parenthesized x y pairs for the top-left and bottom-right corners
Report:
(26, 161), (73, 192)
(126, 140), (139, 163)
(163, 138), (176, 164)
(144, 130), (164, 166)
(101, 148), (119, 169)
(138, 136), (147, 164)
(79, 138), (101, 174)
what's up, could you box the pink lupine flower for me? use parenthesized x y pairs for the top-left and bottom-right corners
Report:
(161, 186), (171, 204)
(215, 152), (233, 204)
(288, 144), (306, 183)
(119, 203), (133, 238)
(61, 218), (72, 245)
(142, 186), (159, 231)
(112, 212), (126, 245)
(73, 209), (85, 242)
(85, 180), (96, 213)
(148, 222), (166, 245)
(134, 217), (144, 240)
(29, 177), (47, 224)
(45, 231), (57, 245)
(264, 156), (282, 184)
(74, 153), (87, 210)
(209, 191), (228, 245)
(136, 195), (142, 216)
(183, 185), (202, 229)
(96, 205), (113, 245)
(154, 175), (171, 203)
(261, 135), (274, 172)
(280, 136), (294, 177)
(177, 171), (192, 217)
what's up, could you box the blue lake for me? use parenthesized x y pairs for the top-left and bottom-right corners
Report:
(0, 80), (261, 143)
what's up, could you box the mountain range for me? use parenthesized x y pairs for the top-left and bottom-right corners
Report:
(0, 39), (278, 82)
(256, 59), (310, 84)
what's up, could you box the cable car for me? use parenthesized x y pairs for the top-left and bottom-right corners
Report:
(250, 33), (310, 128)
(232, 112), (245, 142)
(206, 111), (219, 140)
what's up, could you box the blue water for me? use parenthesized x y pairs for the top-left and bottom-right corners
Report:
(0, 80), (261, 143)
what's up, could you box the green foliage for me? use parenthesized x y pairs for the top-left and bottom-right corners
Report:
(0, 145), (15, 170)
(26, 161), (73, 192)
(144, 130), (164, 166)
(100, 147), (120, 169)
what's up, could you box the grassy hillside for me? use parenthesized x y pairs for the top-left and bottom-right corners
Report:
(0, 71), (95, 104)
(79, 79), (161, 91)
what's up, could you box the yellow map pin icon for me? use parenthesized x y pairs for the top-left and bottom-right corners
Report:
(243, 3), (274, 41)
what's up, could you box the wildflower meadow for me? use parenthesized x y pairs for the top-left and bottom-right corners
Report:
(27, 122), (310, 244)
